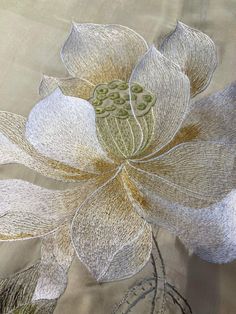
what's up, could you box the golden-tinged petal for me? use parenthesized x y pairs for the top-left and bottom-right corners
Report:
(142, 80), (236, 156)
(100, 223), (152, 282)
(33, 222), (74, 301)
(159, 22), (217, 97)
(0, 180), (76, 240)
(0, 171), (115, 241)
(130, 141), (235, 208)
(39, 74), (94, 100)
(71, 171), (151, 281)
(0, 262), (56, 313)
(61, 23), (148, 84)
(124, 163), (216, 211)
(129, 46), (190, 159)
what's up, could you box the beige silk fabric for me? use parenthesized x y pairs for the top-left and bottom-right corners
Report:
(0, 1), (235, 314)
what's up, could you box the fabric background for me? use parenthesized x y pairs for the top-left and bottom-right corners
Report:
(0, 0), (235, 313)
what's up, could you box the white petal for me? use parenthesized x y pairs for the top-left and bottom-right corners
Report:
(181, 81), (236, 143)
(0, 180), (77, 240)
(181, 191), (236, 263)
(61, 23), (148, 84)
(0, 174), (109, 241)
(123, 168), (236, 263)
(159, 22), (217, 97)
(132, 141), (235, 208)
(71, 173), (150, 281)
(129, 47), (190, 158)
(39, 75), (94, 100)
(0, 132), (30, 165)
(100, 224), (152, 282)
(0, 111), (101, 181)
(146, 190), (236, 263)
(33, 223), (74, 300)
(25, 89), (113, 173)
(38, 75), (59, 98)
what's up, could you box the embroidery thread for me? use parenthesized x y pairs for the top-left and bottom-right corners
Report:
(0, 21), (235, 312)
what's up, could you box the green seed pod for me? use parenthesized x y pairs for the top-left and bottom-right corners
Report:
(123, 94), (130, 101)
(124, 104), (131, 110)
(142, 94), (153, 102)
(123, 93), (137, 101)
(118, 82), (128, 90)
(137, 103), (147, 110)
(97, 87), (109, 94)
(97, 93), (107, 100)
(95, 108), (105, 114)
(131, 84), (143, 93)
(108, 81), (118, 89)
(108, 92), (120, 100)
(114, 98), (125, 105)
(92, 99), (102, 106)
(92, 80), (155, 119)
(106, 105), (116, 111)
(117, 109), (129, 118)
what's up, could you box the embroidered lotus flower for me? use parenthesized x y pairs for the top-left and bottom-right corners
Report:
(0, 22), (235, 301)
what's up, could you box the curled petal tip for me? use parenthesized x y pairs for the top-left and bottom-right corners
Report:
(160, 20), (217, 97)
(176, 21), (186, 28)
(71, 21), (78, 29)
